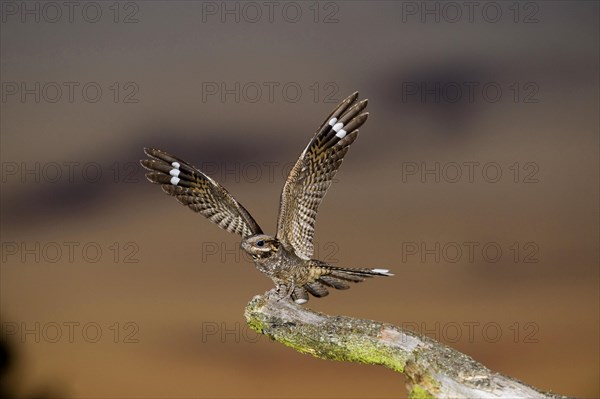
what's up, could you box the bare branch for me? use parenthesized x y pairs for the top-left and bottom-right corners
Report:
(244, 293), (571, 399)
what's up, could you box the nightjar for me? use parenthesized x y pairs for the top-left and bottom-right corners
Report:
(141, 92), (393, 304)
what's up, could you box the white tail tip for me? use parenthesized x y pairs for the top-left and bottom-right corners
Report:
(372, 268), (394, 276)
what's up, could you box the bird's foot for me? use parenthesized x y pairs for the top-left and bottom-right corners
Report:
(273, 283), (295, 302)
(265, 288), (282, 302)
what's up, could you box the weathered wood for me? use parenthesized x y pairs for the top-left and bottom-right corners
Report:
(244, 293), (571, 399)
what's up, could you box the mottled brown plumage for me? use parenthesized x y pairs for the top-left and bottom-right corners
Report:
(141, 92), (393, 304)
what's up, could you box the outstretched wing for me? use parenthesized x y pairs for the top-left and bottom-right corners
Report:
(141, 148), (263, 238)
(276, 92), (368, 260)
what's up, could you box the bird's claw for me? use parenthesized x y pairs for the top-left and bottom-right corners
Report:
(273, 282), (296, 302)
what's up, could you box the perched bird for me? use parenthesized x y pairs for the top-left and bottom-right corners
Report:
(141, 92), (393, 304)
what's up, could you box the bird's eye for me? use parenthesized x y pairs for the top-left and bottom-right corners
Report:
(256, 240), (265, 247)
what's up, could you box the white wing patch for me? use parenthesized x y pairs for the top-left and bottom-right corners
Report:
(170, 161), (182, 184)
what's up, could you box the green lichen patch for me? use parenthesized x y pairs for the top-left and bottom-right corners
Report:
(408, 385), (435, 399)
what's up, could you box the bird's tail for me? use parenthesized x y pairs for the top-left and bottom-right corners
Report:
(291, 263), (393, 304)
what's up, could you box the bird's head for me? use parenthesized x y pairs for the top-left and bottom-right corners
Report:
(241, 234), (279, 260)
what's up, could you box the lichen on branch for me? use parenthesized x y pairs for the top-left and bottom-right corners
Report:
(244, 293), (570, 399)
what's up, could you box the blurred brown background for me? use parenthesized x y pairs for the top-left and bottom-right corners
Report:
(1, 1), (598, 398)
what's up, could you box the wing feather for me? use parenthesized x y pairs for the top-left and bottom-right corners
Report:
(141, 148), (263, 238)
(276, 92), (368, 259)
